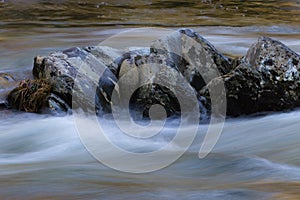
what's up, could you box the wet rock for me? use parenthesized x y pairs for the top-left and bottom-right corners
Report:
(24, 30), (229, 117)
(96, 68), (118, 114)
(84, 46), (125, 76)
(244, 36), (300, 82)
(49, 75), (74, 107)
(151, 28), (232, 92)
(117, 52), (198, 118)
(201, 36), (300, 116)
(32, 46), (124, 113)
(8, 30), (300, 118)
(200, 64), (262, 116)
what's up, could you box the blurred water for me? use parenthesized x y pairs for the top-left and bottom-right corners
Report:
(0, 0), (299, 27)
(1, 111), (300, 199)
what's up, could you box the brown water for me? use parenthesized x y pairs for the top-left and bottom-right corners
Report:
(1, 1), (300, 200)
(0, 0), (300, 27)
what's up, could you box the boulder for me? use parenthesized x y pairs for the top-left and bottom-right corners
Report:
(6, 29), (300, 119)
(244, 36), (300, 82)
(32, 46), (123, 113)
(116, 52), (198, 118)
(151, 28), (232, 92)
(9, 29), (229, 117)
(200, 36), (300, 116)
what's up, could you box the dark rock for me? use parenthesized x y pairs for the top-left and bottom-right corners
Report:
(25, 30), (229, 117)
(96, 68), (118, 115)
(7, 30), (300, 119)
(32, 46), (124, 113)
(200, 36), (300, 116)
(243, 36), (300, 82)
(49, 75), (74, 107)
(151, 28), (232, 92)
(117, 52), (198, 118)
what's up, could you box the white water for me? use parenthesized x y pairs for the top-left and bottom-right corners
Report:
(1, 110), (300, 199)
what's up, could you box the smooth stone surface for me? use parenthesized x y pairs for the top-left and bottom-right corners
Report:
(117, 52), (197, 117)
(151, 28), (232, 92)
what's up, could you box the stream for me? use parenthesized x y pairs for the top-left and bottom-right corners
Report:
(1, 0), (300, 199)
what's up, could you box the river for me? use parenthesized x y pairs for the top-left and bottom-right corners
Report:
(1, 0), (300, 199)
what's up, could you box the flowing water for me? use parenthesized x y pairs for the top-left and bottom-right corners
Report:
(1, 1), (300, 199)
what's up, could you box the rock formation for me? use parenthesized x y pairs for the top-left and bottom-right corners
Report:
(4, 29), (300, 119)
(200, 36), (300, 116)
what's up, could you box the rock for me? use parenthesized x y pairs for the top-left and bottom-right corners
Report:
(7, 30), (300, 119)
(32, 46), (124, 113)
(244, 36), (300, 81)
(151, 28), (232, 92)
(200, 64), (262, 116)
(19, 30), (230, 117)
(200, 36), (300, 116)
(95, 48), (150, 115)
(84, 46), (125, 76)
(117, 52), (198, 118)
(49, 75), (74, 107)
(96, 68), (118, 114)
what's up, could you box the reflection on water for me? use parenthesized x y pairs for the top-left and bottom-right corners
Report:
(0, 0), (300, 27)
